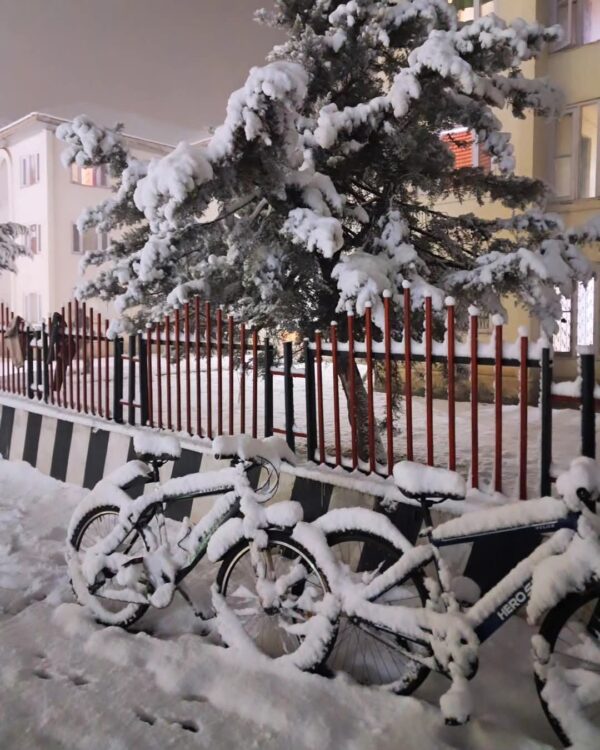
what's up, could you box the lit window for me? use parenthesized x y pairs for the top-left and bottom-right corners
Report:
(70, 164), (109, 187)
(554, 1), (600, 48)
(448, 1), (494, 22)
(26, 224), (41, 254)
(553, 102), (599, 200)
(24, 293), (42, 323)
(440, 128), (491, 171)
(72, 225), (109, 254)
(20, 154), (40, 187)
(553, 279), (597, 353)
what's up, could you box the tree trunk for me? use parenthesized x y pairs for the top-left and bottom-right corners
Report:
(338, 352), (386, 467)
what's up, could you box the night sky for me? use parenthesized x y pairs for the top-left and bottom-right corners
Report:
(0, 0), (283, 142)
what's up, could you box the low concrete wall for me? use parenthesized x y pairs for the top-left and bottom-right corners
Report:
(0, 394), (540, 593)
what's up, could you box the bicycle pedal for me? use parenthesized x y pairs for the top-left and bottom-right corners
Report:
(444, 715), (470, 727)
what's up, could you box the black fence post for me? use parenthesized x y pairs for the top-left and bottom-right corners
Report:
(283, 340), (295, 451)
(138, 333), (148, 427)
(26, 327), (34, 399)
(41, 322), (50, 403)
(35, 326), (42, 401)
(113, 336), (124, 424)
(264, 338), (273, 437)
(580, 348), (596, 459)
(540, 346), (553, 496)
(128, 334), (136, 426)
(304, 338), (317, 461)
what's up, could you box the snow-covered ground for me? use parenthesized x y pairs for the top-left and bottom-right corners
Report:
(0, 458), (563, 749)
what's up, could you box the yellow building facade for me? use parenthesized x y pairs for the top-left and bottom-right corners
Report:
(446, 1), (600, 386)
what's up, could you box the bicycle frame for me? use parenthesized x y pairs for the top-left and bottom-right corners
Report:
(341, 502), (583, 677)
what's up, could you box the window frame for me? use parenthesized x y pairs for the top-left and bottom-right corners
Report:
(553, 0), (600, 51)
(19, 153), (40, 188)
(72, 224), (109, 255)
(553, 271), (600, 357)
(70, 164), (109, 188)
(552, 100), (600, 202)
(26, 224), (41, 255)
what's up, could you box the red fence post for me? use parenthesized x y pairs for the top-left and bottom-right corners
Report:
(216, 306), (223, 436)
(48, 316), (54, 404)
(425, 296), (434, 466)
(383, 291), (394, 475)
(315, 330), (325, 464)
(1, 302), (4, 390)
(330, 321), (341, 466)
(68, 302), (74, 409)
(403, 285), (414, 461)
(365, 302), (376, 474)
(347, 309), (358, 470)
(469, 306), (479, 489)
(82, 302), (88, 414)
(494, 315), (504, 493)
(75, 299), (81, 412)
(156, 319), (163, 430)
(252, 327), (258, 439)
(174, 306), (182, 432)
(205, 302), (213, 439)
(184, 301), (191, 435)
(146, 323), (153, 427)
(96, 312), (103, 417)
(519, 327), (529, 500)
(194, 296), (202, 437)
(89, 307), (95, 414)
(240, 322), (246, 434)
(228, 313), (234, 435)
(165, 314), (172, 431)
(104, 319), (110, 419)
(446, 298), (456, 471)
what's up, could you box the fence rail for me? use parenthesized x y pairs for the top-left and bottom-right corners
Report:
(0, 293), (597, 501)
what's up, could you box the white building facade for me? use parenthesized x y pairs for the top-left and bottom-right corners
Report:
(0, 113), (171, 321)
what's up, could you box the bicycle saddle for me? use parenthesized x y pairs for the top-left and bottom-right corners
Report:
(393, 461), (466, 503)
(132, 432), (181, 464)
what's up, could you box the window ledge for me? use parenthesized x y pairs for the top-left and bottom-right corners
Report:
(549, 197), (600, 211)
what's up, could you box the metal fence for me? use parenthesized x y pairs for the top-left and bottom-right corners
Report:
(1, 294), (597, 500)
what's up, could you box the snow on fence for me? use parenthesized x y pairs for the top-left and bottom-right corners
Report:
(0, 294), (596, 500)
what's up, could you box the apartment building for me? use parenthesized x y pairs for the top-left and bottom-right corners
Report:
(446, 0), (600, 381)
(0, 112), (171, 320)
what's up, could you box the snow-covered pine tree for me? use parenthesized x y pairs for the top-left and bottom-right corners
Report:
(0, 223), (30, 274)
(58, 2), (599, 458)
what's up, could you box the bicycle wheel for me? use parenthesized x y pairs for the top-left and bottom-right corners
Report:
(216, 529), (337, 670)
(325, 530), (431, 694)
(535, 583), (600, 748)
(69, 504), (150, 628)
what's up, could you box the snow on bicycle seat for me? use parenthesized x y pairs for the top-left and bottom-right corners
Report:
(133, 432), (182, 463)
(393, 461), (466, 502)
(213, 435), (296, 467)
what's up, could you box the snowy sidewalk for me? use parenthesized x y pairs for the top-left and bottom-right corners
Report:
(0, 459), (559, 749)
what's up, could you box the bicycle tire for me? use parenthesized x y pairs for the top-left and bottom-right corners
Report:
(324, 529), (431, 694)
(216, 529), (337, 671)
(69, 504), (150, 628)
(535, 583), (600, 747)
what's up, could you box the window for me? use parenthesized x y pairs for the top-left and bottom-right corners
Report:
(448, 1), (494, 22)
(23, 293), (42, 323)
(26, 224), (41, 254)
(70, 164), (109, 187)
(553, 278), (597, 353)
(72, 225), (109, 254)
(553, 102), (600, 200)
(20, 154), (40, 187)
(477, 313), (491, 333)
(554, 1), (600, 49)
(440, 128), (492, 171)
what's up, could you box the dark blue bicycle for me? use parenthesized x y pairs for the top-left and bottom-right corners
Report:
(315, 458), (600, 747)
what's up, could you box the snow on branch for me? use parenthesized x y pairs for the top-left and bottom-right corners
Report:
(0, 223), (32, 274)
(56, 115), (128, 172)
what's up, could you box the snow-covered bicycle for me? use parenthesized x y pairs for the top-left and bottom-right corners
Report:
(66, 433), (338, 668)
(309, 458), (600, 748)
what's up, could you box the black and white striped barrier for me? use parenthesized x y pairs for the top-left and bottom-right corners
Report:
(0, 395), (540, 593)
